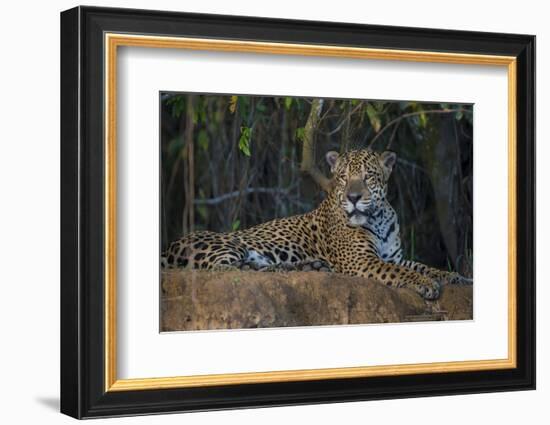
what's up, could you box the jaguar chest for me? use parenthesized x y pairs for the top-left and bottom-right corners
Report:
(363, 207), (403, 262)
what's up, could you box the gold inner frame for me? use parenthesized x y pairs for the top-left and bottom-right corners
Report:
(104, 33), (518, 392)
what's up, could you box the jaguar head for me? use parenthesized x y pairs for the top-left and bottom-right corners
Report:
(326, 149), (396, 227)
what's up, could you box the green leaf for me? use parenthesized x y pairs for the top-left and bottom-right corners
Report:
(231, 219), (241, 231)
(419, 112), (427, 128)
(238, 126), (251, 156)
(284, 97), (293, 110)
(372, 101), (385, 112)
(197, 205), (208, 221)
(228, 96), (238, 114)
(295, 127), (305, 142)
(167, 136), (184, 156)
(455, 110), (464, 121)
(238, 96), (251, 118)
(166, 96), (185, 118)
(366, 103), (381, 133)
(198, 104), (207, 124)
(197, 129), (209, 151)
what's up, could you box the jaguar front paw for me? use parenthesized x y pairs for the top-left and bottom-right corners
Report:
(414, 277), (441, 300)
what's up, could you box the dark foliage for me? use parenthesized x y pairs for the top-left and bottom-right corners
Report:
(160, 93), (473, 275)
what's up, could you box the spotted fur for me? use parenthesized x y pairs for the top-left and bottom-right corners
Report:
(359, 189), (471, 286)
(161, 149), (471, 299)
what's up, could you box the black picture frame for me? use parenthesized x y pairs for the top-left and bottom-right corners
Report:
(61, 5), (535, 419)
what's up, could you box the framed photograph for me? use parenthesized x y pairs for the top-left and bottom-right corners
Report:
(60, 6), (535, 419)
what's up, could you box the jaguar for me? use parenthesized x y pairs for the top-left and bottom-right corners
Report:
(161, 149), (471, 299)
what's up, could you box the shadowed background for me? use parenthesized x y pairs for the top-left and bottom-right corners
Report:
(160, 93), (473, 276)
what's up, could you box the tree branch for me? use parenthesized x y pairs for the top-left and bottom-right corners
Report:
(182, 96), (195, 234)
(194, 187), (295, 206)
(368, 108), (471, 148)
(300, 98), (331, 191)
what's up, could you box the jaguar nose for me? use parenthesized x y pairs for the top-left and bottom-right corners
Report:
(347, 193), (361, 204)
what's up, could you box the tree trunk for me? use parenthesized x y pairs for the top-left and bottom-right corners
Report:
(300, 99), (331, 191)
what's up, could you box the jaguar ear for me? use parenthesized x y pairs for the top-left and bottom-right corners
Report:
(379, 151), (397, 176)
(325, 151), (339, 172)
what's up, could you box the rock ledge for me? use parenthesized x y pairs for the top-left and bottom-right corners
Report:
(161, 270), (473, 331)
